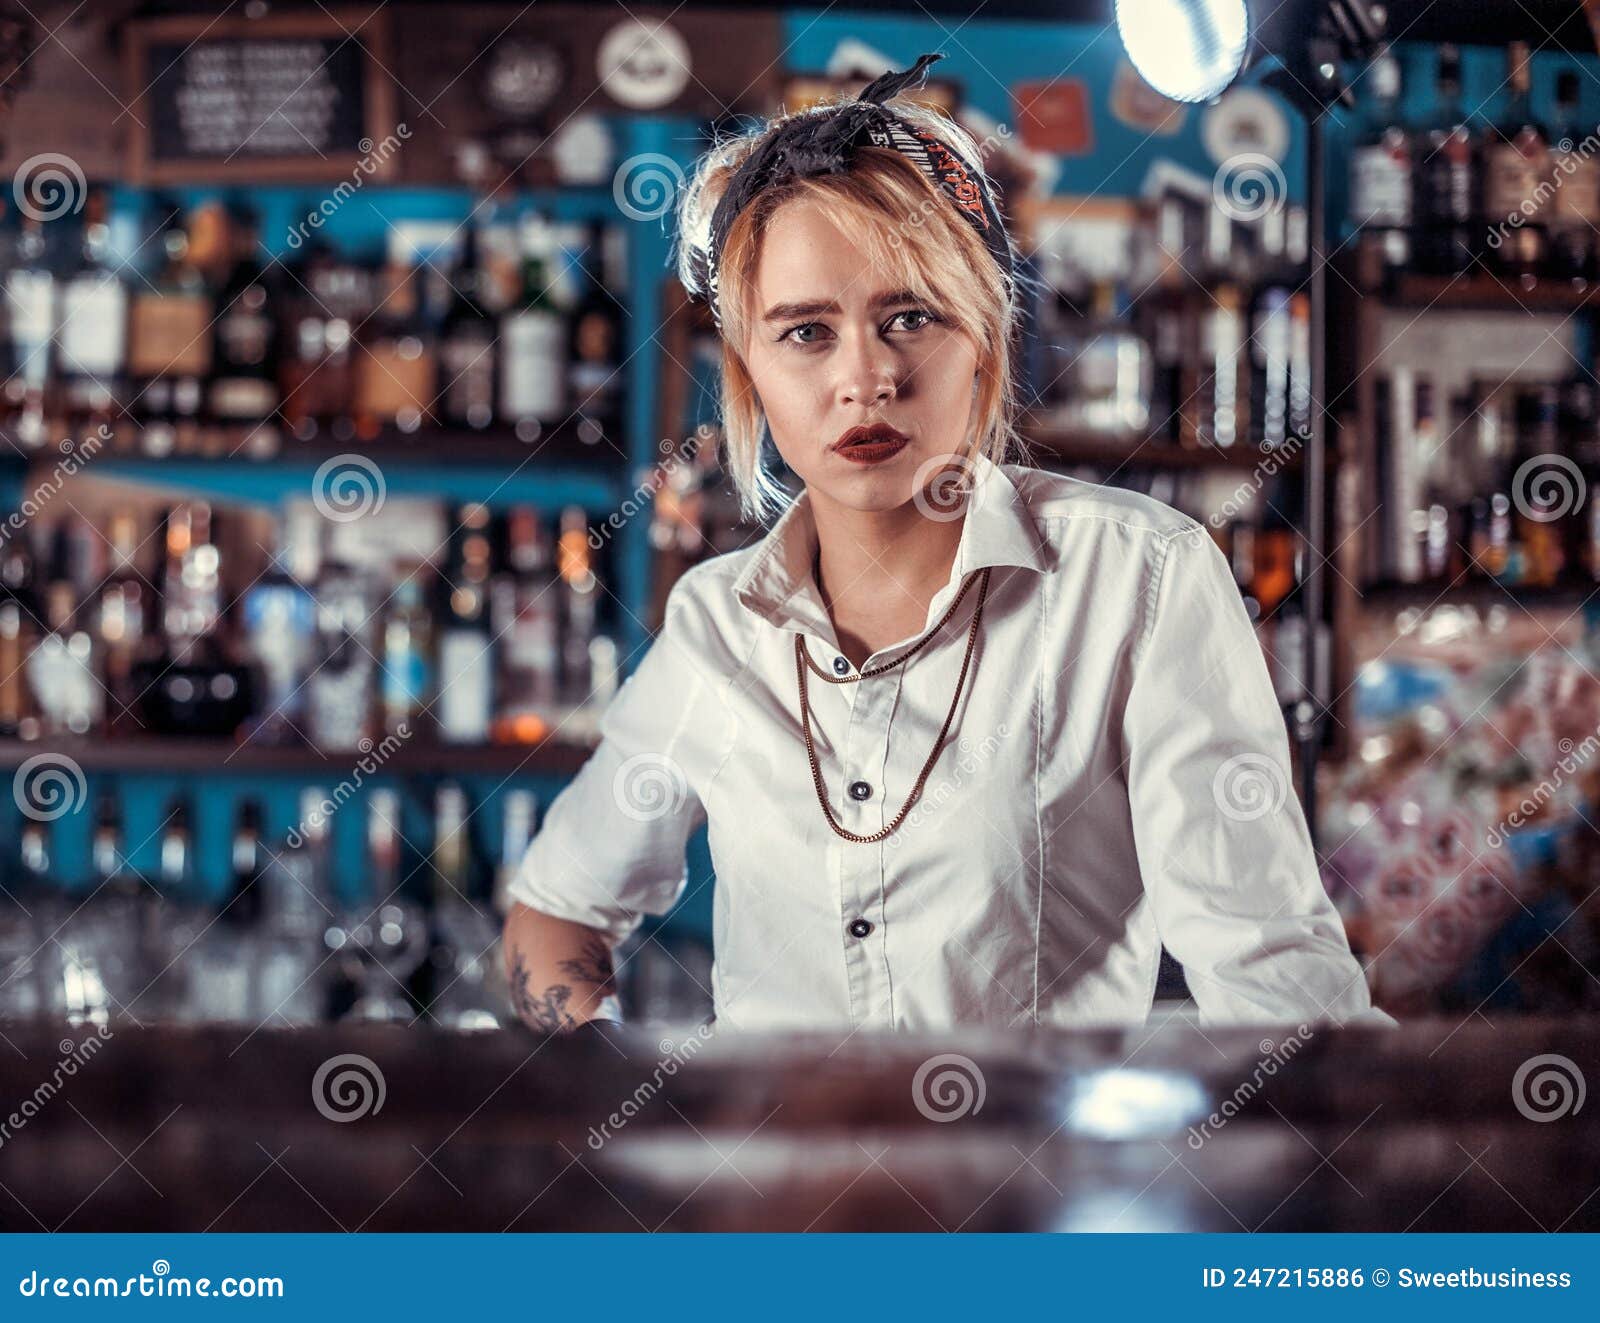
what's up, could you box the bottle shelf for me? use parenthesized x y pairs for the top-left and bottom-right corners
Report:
(1020, 419), (1307, 473)
(0, 419), (624, 466)
(0, 732), (599, 777)
(0, 421), (632, 512)
(1359, 575), (1599, 611)
(1377, 271), (1600, 313)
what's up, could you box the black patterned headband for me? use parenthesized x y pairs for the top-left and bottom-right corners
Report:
(692, 51), (1015, 331)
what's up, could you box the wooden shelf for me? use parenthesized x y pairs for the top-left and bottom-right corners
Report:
(1382, 272), (1600, 313)
(0, 420), (624, 467)
(1359, 576), (1599, 612)
(0, 733), (598, 777)
(1020, 421), (1306, 473)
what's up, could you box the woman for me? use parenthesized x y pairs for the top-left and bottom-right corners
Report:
(500, 52), (1396, 1037)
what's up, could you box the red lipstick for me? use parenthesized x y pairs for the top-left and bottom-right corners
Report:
(831, 422), (910, 464)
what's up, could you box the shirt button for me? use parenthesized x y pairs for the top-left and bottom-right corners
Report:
(832, 655), (850, 675)
(848, 918), (873, 939)
(848, 780), (873, 801)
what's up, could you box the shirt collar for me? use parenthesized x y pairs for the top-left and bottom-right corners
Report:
(732, 452), (1052, 642)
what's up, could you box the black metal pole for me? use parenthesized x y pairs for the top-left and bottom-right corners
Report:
(1297, 114), (1328, 848)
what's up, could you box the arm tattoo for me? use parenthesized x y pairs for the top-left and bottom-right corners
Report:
(557, 932), (618, 999)
(508, 949), (578, 1034)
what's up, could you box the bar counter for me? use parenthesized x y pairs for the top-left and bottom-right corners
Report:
(0, 1015), (1594, 1232)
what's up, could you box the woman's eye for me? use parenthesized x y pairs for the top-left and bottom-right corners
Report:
(777, 309), (939, 346)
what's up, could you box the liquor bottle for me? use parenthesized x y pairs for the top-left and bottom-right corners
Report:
(1510, 384), (1568, 587)
(556, 505), (598, 703)
(276, 241), (332, 440)
(240, 511), (316, 745)
(128, 202), (212, 451)
(493, 787), (539, 915)
(1252, 514), (1297, 618)
(431, 782), (474, 901)
(382, 563), (434, 737)
(255, 787), (334, 1026)
(490, 506), (561, 742)
(355, 261), (434, 435)
(223, 800), (266, 931)
(157, 795), (194, 897)
(56, 186), (128, 422)
(1401, 378), (1446, 585)
(499, 216), (566, 427)
(0, 194), (14, 396)
(1147, 303), (1183, 444)
(1250, 286), (1292, 452)
(1348, 43), (1412, 271)
(0, 529), (38, 738)
(277, 243), (365, 440)
(307, 559), (377, 751)
(1560, 377), (1599, 579)
(567, 223), (623, 431)
(1414, 46), (1477, 276)
(208, 202), (280, 437)
(1482, 42), (1549, 280)
(1286, 291), (1311, 446)
(28, 534), (101, 736)
(90, 791), (125, 887)
(1194, 283), (1246, 449)
(436, 504), (494, 743)
(1549, 71), (1599, 284)
(97, 508), (149, 734)
(138, 502), (252, 737)
(438, 224), (497, 429)
(3, 209), (55, 447)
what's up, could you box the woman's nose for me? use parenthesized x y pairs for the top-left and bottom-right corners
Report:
(837, 337), (899, 407)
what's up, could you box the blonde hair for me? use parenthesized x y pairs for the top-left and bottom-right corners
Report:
(674, 96), (1029, 524)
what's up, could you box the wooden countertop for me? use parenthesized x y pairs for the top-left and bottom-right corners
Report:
(0, 1015), (1594, 1232)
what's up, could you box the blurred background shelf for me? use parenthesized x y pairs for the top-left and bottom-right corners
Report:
(0, 734), (598, 777)
(1021, 420), (1307, 473)
(1358, 576), (1600, 613)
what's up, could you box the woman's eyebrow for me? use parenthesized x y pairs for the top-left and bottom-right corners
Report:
(760, 288), (923, 323)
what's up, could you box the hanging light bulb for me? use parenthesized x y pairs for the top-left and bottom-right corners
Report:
(1115, 0), (1251, 103)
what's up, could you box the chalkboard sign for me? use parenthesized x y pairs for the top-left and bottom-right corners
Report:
(125, 10), (398, 183)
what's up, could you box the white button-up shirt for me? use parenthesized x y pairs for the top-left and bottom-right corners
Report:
(508, 453), (1396, 1032)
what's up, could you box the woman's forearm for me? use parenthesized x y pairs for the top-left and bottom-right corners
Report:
(501, 902), (623, 1034)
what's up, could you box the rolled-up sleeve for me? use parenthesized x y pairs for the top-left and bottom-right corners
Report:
(505, 575), (709, 945)
(1123, 527), (1397, 1029)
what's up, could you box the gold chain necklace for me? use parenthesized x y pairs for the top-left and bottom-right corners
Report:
(795, 561), (992, 843)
